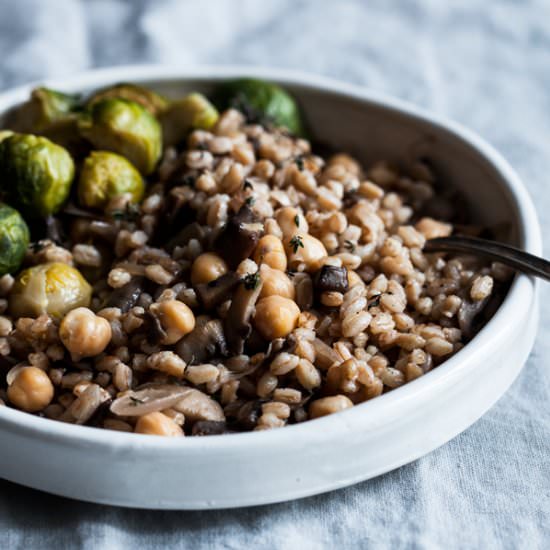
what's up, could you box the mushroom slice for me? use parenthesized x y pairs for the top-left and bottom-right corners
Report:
(458, 296), (489, 340)
(62, 384), (110, 425)
(105, 276), (145, 312)
(176, 316), (227, 364)
(173, 388), (225, 422)
(110, 384), (192, 417)
(195, 271), (241, 310)
(214, 205), (262, 268)
(192, 420), (228, 436)
(313, 265), (349, 294)
(225, 276), (263, 355)
(165, 221), (205, 252)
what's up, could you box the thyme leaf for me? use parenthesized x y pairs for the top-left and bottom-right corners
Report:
(130, 396), (146, 406)
(243, 271), (261, 290)
(289, 235), (304, 254)
(344, 240), (356, 253)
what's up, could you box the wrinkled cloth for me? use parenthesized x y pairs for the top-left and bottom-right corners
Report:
(0, 1), (549, 548)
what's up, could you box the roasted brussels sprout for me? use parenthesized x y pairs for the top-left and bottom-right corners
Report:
(160, 93), (219, 147)
(78, 151), (144, 209)
(0, 130), (14, 143)
(213, 79), (304, 136)
(9, 262), (92, 319)
(78, 99), (162, 175)
(0, 203), (30, 276)
(3, 87), (80, 134)
(0, 134), (75, 218)
(87, 83), (168, 116)
(2, 88), (84, 153)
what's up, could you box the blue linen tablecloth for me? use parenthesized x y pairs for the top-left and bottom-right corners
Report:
(1, 1), (549, 548)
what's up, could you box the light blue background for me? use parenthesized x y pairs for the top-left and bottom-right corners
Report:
(1, 1), (549, 548)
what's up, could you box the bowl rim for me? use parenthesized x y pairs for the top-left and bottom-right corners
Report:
(0, 64), (541, 451)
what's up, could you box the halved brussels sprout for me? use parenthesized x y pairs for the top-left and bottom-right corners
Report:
(3, 87), (80, 134)
(0, 130), (14, 143)
(78, 99), (162, 175)
(160, 93), (219, 147)
(0, 203), (30, 276)
(9, 262), (92, 319)
(3, 88), (84, 153)
(213, 79), (304, 136)
(87, 83), (168, 116)
(78, 151), (144, 209)
(0, 134), (75, 218)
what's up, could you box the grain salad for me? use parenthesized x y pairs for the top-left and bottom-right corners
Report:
(0, 79), (510, 436)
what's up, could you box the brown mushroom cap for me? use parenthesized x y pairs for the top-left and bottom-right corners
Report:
(313, 265), (349, 294)
(176, 316), (227, 364)
(225, 276), (264, 355)
(214, 205), (262, 268)
(195, 271), (241, 310)
(105, 276), (145, 312)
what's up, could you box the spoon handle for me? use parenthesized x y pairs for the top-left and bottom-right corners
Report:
(424, 236), (550, 282)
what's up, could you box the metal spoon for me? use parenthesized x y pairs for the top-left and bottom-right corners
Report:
(424, 235), (550, 282)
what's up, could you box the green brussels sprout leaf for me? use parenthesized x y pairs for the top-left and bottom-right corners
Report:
(3, 87), (81, 134)
(78, 99), (162, 175)
(160, 93), (219, 148)
(0, 203), (30, 276)
(87, 83), (169, 116)
(213, 79), (305, 136)
(78, 151), (145, 209)
(0, 134), (75, 218)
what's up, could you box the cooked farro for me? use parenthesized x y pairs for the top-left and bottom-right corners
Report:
(0, 80), (511, 436)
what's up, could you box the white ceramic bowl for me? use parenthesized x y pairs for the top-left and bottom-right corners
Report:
(0, 66), (541, 509)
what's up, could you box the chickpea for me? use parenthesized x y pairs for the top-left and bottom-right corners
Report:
(59, 307), (112, 361)
(259, 264), (295, 300)
(276, 206), (308, 238)
(309, 395), (354, 419)
(286, 233), (327, 272)
(135, 411), (184, 436)
(254, 234), (287, 271)
(253, 295), (300, 340)
(191, 253), (228, 286)
(150, 300), (195, 345)
(7, 366), (54, 412)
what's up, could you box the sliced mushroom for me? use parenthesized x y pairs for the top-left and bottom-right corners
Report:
(192, 420), (228, 436)
(61, 384), (109, 425)
(313, 265), (349, 294)
(312, 338), (341, 370)
(214, 205), (262, 268)
(232, 399), (264, 431)
(89, 220), (120, 242)
(195, 271), (241, 310)
(165, 221), (206, 252)
(105, 276), (145, 312)
(45, 215), (65, 245)
(176, 316), (227, 364)
(153, 186), (197, 245)
(458, 296), (489, 340)
(172, 388), (224, 422)
(110, 384), (192, 417)
(225, 277), (264, 355)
